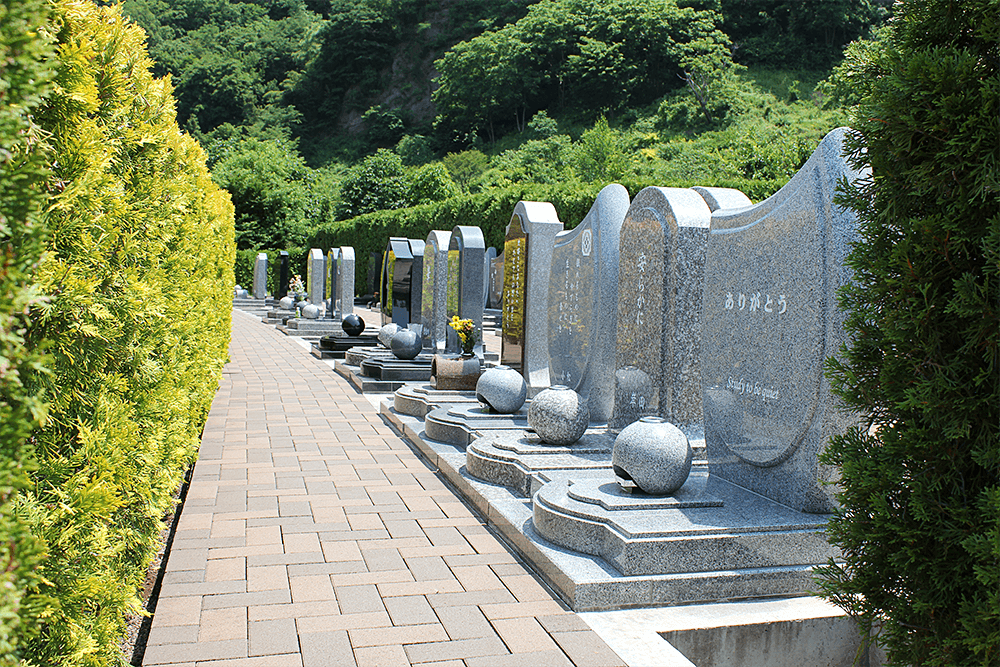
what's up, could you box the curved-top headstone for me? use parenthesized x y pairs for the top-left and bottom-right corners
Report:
(421, 230), (451, 352)
(611, 187), (711, 431)
(502, 201), (563, 392)
(702, 127), (865, 514)
(253, 252), (267, 299)
(691, 186), (753, 212)
(380, 237), (414, 325)
(337, 246), (355, 318)
(547, 183), (630, 422)
(446, 226), (486, 356)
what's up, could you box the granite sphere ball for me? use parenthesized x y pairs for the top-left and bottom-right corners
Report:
(390, 328), (422, 360)
(528, 385), (589, 445)
(302, 304), (320, 319)
(612, 417), (692, 495)
(342, 314), (364, 337)
(378, 323), (401, 348)
(476, 365), (527, 414)
(279, 295), (295, 310)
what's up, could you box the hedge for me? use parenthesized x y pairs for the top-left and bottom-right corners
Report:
(307, 177), (782, 297)
(5, 2), (236, 664)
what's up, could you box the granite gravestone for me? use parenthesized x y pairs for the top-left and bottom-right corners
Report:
(446, 225), (486, 356)
(421, 230), (451, 352)
(483, 247), (497, 307)
(366, 252), (379, 300)
(501, 201), (563, 392)
(380, 237), (414, 325)
(692, 186), (754, 213)
(326, 247), (340, 319)
(307, 248), (325, 305)
(277, 250), (290, 299)
(611, 187), (712, 430)
(408, 238), (425, 328)
(702, 127), (863, 514)
(488, 250), (504, 309)
(547, 184), (630, 422)
(253, 252), (267, 299)
(337, 246), (355, 318)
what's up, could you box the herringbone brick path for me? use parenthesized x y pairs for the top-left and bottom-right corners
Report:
(142, 309), (626, 667)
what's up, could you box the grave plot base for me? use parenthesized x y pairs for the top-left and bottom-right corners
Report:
(333, 360), (406, 393)
(379, 399), (839, 612)
(359, 355), (434, 382)
(310, 334), (379, 359)
(423, 404), (530, 447)
(393, 384), (479, 418)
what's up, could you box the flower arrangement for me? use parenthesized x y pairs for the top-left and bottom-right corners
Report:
(449, 316), (479, 355)
(289, 274), (305, 296)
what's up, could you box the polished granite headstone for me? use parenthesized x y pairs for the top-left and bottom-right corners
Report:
(446, 225), (486, 356)
(502, 201), (563, 392)
(702, 127), (864, 514)
(692, 186), (753, 212)
(408, 238), (425, 327)
(277, 250), (290, 299)
(252, 252), (267, 299)
(326, 247), (340, 319)
(488, 250), (504, 310)
(611, 187), (710, 431)
(307, 248), (325, 305)
(484, 246), (496, 308)
(380, 237), (414, 326)
(421, 230), (451, 352)
(336, 246), (355, 318)
(547, 184), (629, 422)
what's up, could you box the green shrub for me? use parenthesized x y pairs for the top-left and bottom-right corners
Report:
(0, 0), (55, 662)
(16, 2), (235, 663)
(815, 1), (999, 665)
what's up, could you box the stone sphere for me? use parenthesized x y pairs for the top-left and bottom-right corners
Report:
(612, 417), (692, 495)
(279, 296), (295, 310)
(528, 385), (589, 445)
(476, 365), (527, 414)
(390, 328), (422, 360)
(302, 304), (320, 319)
(378, 323), (401, 348)
(342, 314), (365, 337)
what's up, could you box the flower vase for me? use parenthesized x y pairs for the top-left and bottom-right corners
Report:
(430, 353), (481, 391)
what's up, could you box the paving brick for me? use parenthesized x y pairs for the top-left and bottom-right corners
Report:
(205, 557), (246, 582)
(297, 629), (356, 667)
(434, 605), (496, 641)
(249, 618), (300, 656)
(289, 574), (335, 603)
(383, 595), (438, 626)
(403, 635), (509, 664)
(334, 585), (385, 614)
(464, 650), (574, 667)
(198, 606), (248, 642)
(246, 565), (288, 592)
(153, 595), (203, 627)
(360, 547), (406, 572)
(491, 617), (560, 654)
(142, 639), (247, 665)
(451, 565), (507, 592)
(353, 644), (410, 667)
(549, 631), (628, 667)
(348, 623), (448, 648)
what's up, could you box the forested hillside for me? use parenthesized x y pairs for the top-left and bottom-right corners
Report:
(119, 0), (892, 256)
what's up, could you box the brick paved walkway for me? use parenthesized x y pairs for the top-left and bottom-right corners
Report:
(142, 309), (626, 667)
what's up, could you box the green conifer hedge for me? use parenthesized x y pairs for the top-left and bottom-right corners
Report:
(0, 1), (236, 663)
(816, 1), (999, 664)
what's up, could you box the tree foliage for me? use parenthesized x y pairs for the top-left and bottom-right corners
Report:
(815, 1), (999, 664)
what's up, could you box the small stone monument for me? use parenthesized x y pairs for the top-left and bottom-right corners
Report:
(277, 250), (290, 299)
(307, 248), (325, 305)
(547, 184), (629, 422)
(702, 127), (864, 513)
(380, 238), (414, 325)
(501, 201), (563, 393)
(611, 187), (712, 431)
(252, 252), (267, 299)
(446, 226), (486, 356)
(421, 230), (451, 353)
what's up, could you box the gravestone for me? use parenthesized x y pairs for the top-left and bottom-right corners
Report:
(337, 246), (355, 318)
(307, 248), (325, 305)
(326, 247), (340, 319)
(547, 184), (630, 422)
(501, 201), (563, 392)
(421, 230), (452, 353)
(366, 252), (379, 301)
(277, 250), (290, 299)
(252, 252), (267, 299)
(446, 226), (486, 356)
(610, 187), (712, 431)
(488, 250), (504, 309)
(380, 237), (414, 325)
(692, 186), (754, 212)
(702, 127), (864, 513)
(408, 239), (425, 328)
(483, 247), (497, 307)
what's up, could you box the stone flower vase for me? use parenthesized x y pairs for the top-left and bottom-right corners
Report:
(528, 385), (589, 445)
(430, 354), (481, 391)
(611, 416), (692, 495)
(390, 328), (422, 360)
(476, 365), (527, 413)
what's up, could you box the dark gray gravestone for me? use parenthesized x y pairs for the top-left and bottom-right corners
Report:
(446, 226), (486, 356)
(611, 187), (713, 431)
(366, 252), (379, 300)
(702, 127), (864, 514)
(421, 230), (451, 352)
(337, 246), (355, 318)
(380, 238), (414, 325)
(253, 252), (267, 299)
(501, 201), (563, 392)
(326, 247), (340, 319)
(408, 238), (425, 328)
(277, 250), (290, 299)
(488, 250), (504, 309)
(547, 184), (630, 422)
